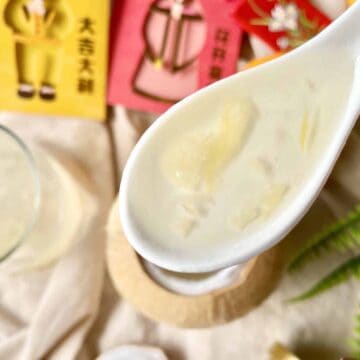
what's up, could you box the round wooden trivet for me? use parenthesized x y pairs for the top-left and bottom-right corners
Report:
(106, 199), (284, 328)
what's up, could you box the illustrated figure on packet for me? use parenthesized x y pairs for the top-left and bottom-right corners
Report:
(4, 0), (74, 100)
(132, 0), (206, 103)
(108, 0), (242, 113)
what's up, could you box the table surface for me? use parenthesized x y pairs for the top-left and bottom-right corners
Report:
(1, 106), (359, 360)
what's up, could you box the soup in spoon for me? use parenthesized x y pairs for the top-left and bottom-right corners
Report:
(122, 48), (354, 268)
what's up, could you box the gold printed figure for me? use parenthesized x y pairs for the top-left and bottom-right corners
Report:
(4, 0), (74, 100)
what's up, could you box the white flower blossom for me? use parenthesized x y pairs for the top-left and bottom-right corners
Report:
(269, 3), (299, 32)
(26, 0), (46, 16)
(277, 36), (289, 49)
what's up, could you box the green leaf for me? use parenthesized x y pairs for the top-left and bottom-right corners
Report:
(289, 256), (360, 302)
(298, 10), (317, 30)
(250, 18), (270, 26)
(288, 38), (305, 48)
(288, 29), (301, 37)
(288, 204), (360, 271)
(349, 308), (360, 358)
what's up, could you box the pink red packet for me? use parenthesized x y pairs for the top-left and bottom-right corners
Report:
(108, 0), (243, 114)
(233, 0), (331, 51)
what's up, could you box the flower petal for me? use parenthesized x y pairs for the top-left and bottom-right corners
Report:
(271, 4), (287, 21)
(277, 36), (289, 49)
(269, 19), (285, 32)
(285, 18), (298, 31)
(286, 3), (299, 18)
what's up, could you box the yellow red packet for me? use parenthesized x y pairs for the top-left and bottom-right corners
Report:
(0, 0), (109, 121)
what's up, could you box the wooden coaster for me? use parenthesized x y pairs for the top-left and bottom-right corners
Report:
(106, 199), (284, 328)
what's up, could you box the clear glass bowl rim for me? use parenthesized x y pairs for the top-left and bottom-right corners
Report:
(0, 124), (41, 262)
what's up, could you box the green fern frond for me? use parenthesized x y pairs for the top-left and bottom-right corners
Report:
(289, 256), (360, 302)
(349, 310), (360, 358)
(288, 205), (360, 271)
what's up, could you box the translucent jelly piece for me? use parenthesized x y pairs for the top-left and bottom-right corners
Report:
(229, 208), (261, 230)
(162, 99), (255, 193)
(173, 216), (198, 237)
(300, 109), (317, 152)
(260, 183), (288, 218)
(252, 156), (273, 177)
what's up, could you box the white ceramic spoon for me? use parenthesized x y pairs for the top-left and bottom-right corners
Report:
(120, 3), (360, 273)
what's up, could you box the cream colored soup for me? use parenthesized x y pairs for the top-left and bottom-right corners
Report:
(126, 52), (353, 257)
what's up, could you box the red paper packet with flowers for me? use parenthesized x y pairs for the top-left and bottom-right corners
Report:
(233, 0), (331, 51)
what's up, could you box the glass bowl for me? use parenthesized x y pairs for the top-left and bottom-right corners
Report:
(0, 125), (40, 262)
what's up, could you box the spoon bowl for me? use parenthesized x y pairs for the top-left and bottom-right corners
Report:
(120, 3), (360, 273)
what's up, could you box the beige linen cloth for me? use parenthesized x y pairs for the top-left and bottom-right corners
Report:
(0, 114), (115, 360)
(0, 1), (359, 359)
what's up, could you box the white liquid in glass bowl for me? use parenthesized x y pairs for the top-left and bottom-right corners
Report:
(0, 125), (39, 260)
(0, 125), (85, 271)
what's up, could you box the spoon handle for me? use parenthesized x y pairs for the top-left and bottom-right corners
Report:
(321, 2), (360, 54)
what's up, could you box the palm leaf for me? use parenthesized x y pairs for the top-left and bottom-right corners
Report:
(289, 256), (360, 302)
(288, 205), (360, 271)
(349, 310), (360, 359)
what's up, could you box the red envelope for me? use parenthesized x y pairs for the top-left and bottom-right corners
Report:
(233, 0), (331, 51)
(108, 0), (243, 114)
